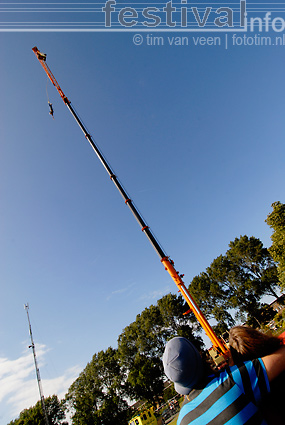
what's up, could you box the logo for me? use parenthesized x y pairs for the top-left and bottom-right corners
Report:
(1, 1), (285, 32)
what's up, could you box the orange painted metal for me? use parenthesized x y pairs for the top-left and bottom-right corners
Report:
(162, 257), (229, 356)
(32, 47), (69, 104)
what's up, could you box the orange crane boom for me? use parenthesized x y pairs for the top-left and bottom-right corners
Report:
(32, 46), (229, 356)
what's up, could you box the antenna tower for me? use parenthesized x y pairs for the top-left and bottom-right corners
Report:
(24, 304), (49, 425)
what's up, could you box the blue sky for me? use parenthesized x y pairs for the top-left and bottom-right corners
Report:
(1, 3), (285, 423)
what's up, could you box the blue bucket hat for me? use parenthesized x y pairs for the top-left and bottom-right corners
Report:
(162, 337), (204, 395)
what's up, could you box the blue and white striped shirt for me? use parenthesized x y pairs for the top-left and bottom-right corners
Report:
(177, 359), (270, 425)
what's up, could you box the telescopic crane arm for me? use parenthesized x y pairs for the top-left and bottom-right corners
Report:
(32, 46), (229, 357)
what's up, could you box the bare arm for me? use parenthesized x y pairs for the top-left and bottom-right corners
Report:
(261, 345), (285, 382)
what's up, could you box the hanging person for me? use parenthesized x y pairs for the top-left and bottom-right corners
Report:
(48, 101), (54, 118)
(36, 50), (47, 61)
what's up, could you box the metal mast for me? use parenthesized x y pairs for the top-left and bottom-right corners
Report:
(24, 304), (49, 425)
(32, 46), (229, 356)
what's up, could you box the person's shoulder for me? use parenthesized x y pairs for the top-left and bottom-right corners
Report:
(229, 358), (263, 371)
(261, 345), (285, 382)
(227, 358), (267, 385)
(227, 358), (271, 404)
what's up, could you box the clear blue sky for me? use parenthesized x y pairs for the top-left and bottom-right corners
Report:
(1, 8), (285, 424)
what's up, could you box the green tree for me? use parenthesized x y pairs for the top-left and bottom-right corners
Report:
(245, 303), (276, 328)
(157, 293), (202, 339)
(117, 294), (203, 403)
(7, 395), (66, 425)
(189, 236), (279, 328)
(126, 353), (164, 403)
(266, 201), (285, 290)
(227, 235), (279, 298)
(66, 347), (129, 425)
(117, 305), (165, 403)
(189, 270), (235, 329)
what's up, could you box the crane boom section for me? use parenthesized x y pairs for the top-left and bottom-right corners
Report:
(32, 47), (69, 104)
(32, 46), (229, 356)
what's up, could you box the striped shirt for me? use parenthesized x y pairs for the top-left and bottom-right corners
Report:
(177, 359), (270, 425)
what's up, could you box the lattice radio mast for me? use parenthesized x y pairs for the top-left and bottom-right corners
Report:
(24, 303), (49, 425)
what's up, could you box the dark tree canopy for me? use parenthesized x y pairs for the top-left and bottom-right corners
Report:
(266, 201), (285, 290)
(189, 235), (279, 328)
(8, 395), (66, 425)
(66, 347), (129, 425)
(117, 293), (204, 403)
(227, 235), (278, 298)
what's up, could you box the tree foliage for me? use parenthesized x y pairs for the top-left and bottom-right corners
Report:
(117, 293), (204, 403)
(65, 347), (129, 425)
(266, 201), (285, 290)
(189, 235), (279, 328)
(227, 235), (278, 298)
(8, 395), (66, 425)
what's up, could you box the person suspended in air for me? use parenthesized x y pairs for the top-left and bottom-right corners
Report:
(48, 101), (54, 118)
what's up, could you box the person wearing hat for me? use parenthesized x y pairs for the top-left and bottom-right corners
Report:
(162, 336), (285, 425)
